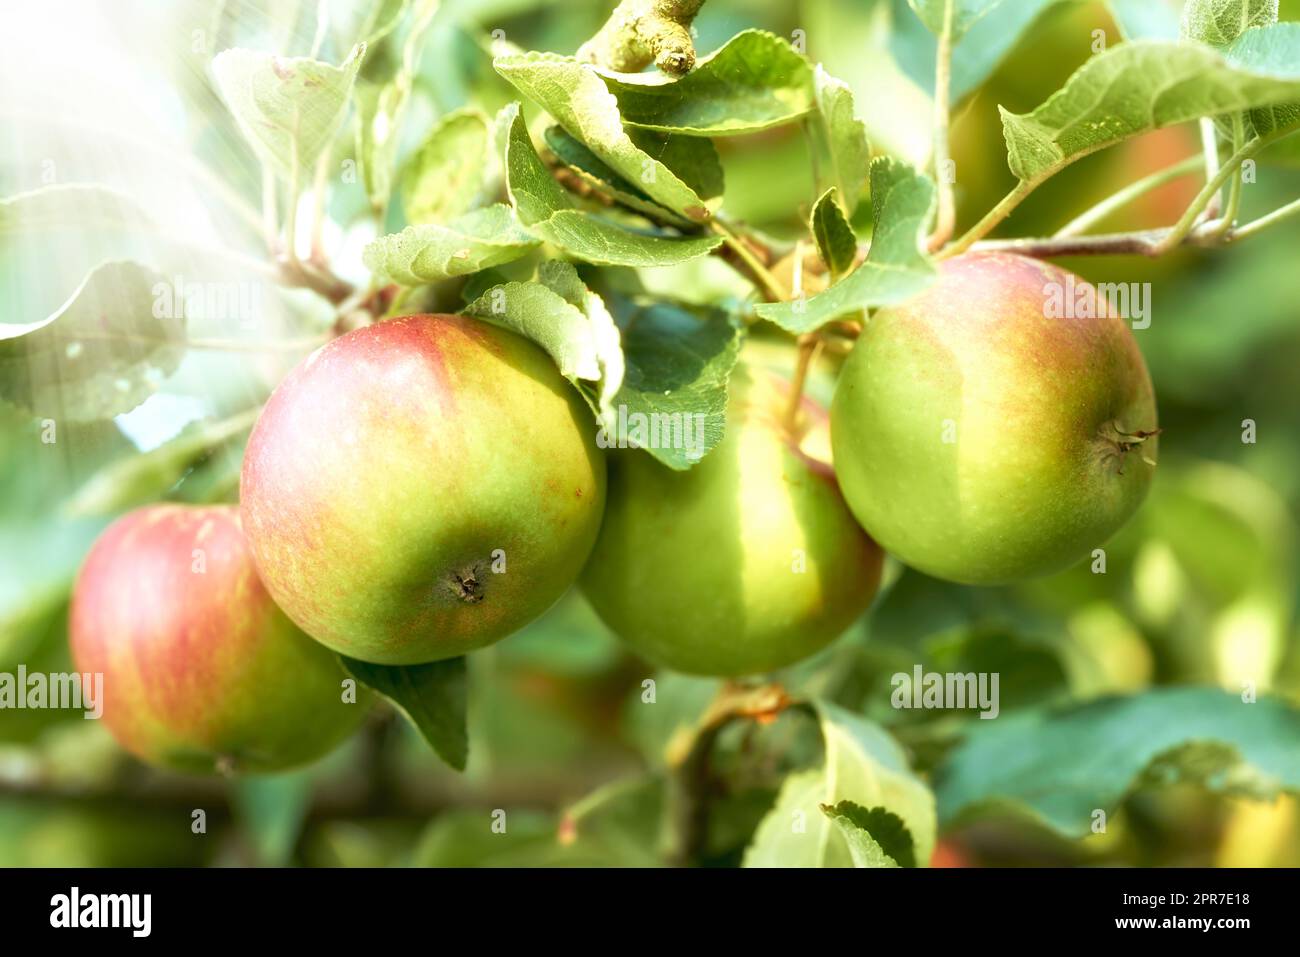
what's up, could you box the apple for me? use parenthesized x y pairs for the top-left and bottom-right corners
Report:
(69, 505), (366, 773)
(580, 361), (883, 676)
(831, 252), (1158, 585)
(240, 314), (606, 665)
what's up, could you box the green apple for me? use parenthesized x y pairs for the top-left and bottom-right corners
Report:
(831, 252), (1158, 585)
(581, 361), (883, 676)
(240, 314), (606, 665)
(69, 505), (366, 773)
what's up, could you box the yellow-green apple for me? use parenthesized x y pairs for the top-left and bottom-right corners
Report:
(69, 504), (366, 773)
(240, 314), (605, 665)
(581, 361), (883, 676)
(831, 252), (1158, 585)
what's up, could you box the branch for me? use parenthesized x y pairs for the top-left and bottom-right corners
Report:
(577, 0), (707, 75)
(1053, 156), (1203, 238)
(971, 206), (1300, 259)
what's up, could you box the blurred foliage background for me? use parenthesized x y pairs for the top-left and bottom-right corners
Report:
(1, 0), (1298, 867)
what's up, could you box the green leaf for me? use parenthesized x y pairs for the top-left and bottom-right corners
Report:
(400, 107), (493, 225)
(1225, 24), (1300, 140)
(908, 0), (1015, 41)
(810, 188), (857, 278)
(493, 54), (711, 220)
(820, 801), (916, 867)
(329, 0), (408, 50)
(999, 32), (1300, 184)
(0, 183), (149, 234)
(544, 126), (693, 227)
(500, 104), (722, 267)
(212, 44), (365, 176)
(743, 701), (936, 867)
(596, 30), (814, 136)
(935, 687), (1300, 835)
(362, 204), (540, 285)
(464, 264), (625, 426)
(354, 0), (439, 210)
(626, 128), (725, 203)
(899, 0), (1078, 105)
(1180, 0), (1278, 46)
(0, 261), (186, 422)
(812, 66), (871, 215)
(461, 276), (602, 383)
(1107, 0), (1182, 39)
(64, 408), (260, 517)
(601, 298), (742, 470)
(755, 157), (936, 333)
(340, 655), (468, 771)
(230, 772), (313, 866)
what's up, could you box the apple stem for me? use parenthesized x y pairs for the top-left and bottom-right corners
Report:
(784, 334), (822, 435)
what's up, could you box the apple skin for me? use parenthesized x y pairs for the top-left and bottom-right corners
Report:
(831, 252), (1158, 585)
(581, 362), (883, 677)
(69, 505), (367, 774)
(240, 314), (606, 665)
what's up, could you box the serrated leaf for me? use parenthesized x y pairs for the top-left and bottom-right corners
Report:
(0, 261), (186, 422)
(595, 29), (814, 136)
(463, 264), (624, 422)
(494, 54), (710, 220)
(756, 157), (935, 333)
(362, 204), (540, 285)
(600, 298), (742, 470)
(500, 104), (722, 267)
(544, 125), (693, 227)
(1000, 30), (1300, 184)
(935, 687), (1300, 835)
(743, 700), (935, 867)
(820, 801), (916, 868)
(1224, 24), (1300, 141)
(812, 67), (871, 215)
(810, 188), (857, 278)
(212, 44), (365, 176)
(626, 128), (725, 203)
(462, 278), (601, 382)
(0, 183), (149, 234)
(1180, 0), (1277, 46)
(400, 107), (493, 225)
(340, 655), (468, 771)
(908, 0), (1014, 41)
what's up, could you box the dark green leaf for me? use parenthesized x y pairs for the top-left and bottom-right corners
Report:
(756, 157), (935, 333)
(820, 801), (917, 867)
(936, 687), (1300, 835)
(340, 655), (468, 771)
(1000, 30), (1300, 184)
(362, 204), (540, 285)
(493, 55), (711, 220)
(810, 188), (857, 277)
(597, 30), (814, 137)
(500, 104), (721, 267)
